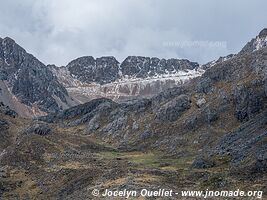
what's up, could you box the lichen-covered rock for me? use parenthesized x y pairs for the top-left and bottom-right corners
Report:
(205, 111), (267, 177)
(24, 122), (51, 136)
(218, 89), (230, 106)
(102, 115), (128, 135)
(183, 106), (218, 130)
(264, 78), (267, 97)
(233, 84), (264, 122)
(152, 86), (187, 106)
(249, 157), (267, 174)
(156, 95), (191, 122)
(121, 98), (152, 113)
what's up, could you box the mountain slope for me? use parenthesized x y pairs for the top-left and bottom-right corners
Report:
(0, 29), (267, 199)
(0, 37), (77, 117)
(38, 29), (267, 196)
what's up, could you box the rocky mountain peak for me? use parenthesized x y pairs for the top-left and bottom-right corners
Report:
(97, 56), (118, 61)
(67, 56), (95, 67)
(0, 37), (76, 116)
(1, 37), (16, 50)
(120, 56), (199, 79)
(240, 28), (267, 54)
(65, 55), (200, 85)
(96, 56), (120, 68)
(2, 37), (16, 44)
(67, 56), (120, 84)
(258, 28), (267, 38)
(201, 54), (236, 70)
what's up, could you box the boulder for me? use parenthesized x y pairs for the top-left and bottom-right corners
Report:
(192, 157), (215, 169)
(196, 98), (206, 108)
(140, 131), (153, 140)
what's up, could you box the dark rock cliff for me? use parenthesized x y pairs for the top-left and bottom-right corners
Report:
(65, 55), (199, 84)
(0, 37), (75, 115)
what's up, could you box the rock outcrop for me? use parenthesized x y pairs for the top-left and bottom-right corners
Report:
(240, 28), (267, 54)
(67, 56), (120, 84)
(156, 94), (191, 122)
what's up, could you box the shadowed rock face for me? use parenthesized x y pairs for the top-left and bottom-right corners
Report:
(66, 56), (199, 85)
(0, 37), (75, 115)
(67, 56), (120, 84)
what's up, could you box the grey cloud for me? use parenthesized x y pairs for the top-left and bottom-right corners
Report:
(0, 0), (266, 66)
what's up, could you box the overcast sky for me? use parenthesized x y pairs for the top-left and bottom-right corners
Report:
(0, 0), (266, 66)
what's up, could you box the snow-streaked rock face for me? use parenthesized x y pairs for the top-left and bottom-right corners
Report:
(201, 54), (236, 70)
(69, 69), (204, 102)
(120, 56), (199, 78)
(202, 29), (267, 71)
(52, 56), (204, 102)
(254, 34), (267, 51)
(240, 28), (267, 54)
